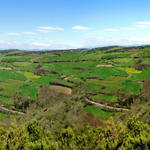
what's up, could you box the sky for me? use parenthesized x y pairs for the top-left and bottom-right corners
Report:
(1, 0), (150, 50)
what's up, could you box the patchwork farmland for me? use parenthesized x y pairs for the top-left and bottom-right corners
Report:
(0, 46), (149, 122)
(0, 46), (150, 149)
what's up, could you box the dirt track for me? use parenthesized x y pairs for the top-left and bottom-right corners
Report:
(0, 106), (24, 115)
(85, 97), (129, 112)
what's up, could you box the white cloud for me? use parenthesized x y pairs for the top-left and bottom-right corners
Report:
(8, 32), (35, 35)
(72, 25), (89, 30)
(134, 24), (149, 28)
(104, 29), (119, 32)
(0, 41), (23, 49)
(136, 21), (150, 25)
(1, 33), (150, 50)
(0, 40), (76, 50)
(31, 42), (50, 47)
(23, 32), (35, 35)
(129, 36), (150, 44)
(134, 21), (150, 28)
(103, 21), (150, 32)
(8, 32), (19, 35)
(37, 29), (52, 33)
(37, 26), (64, 33)
(39, 26), (64, 31)
(121, 27), (135, 31)
(80, 33), (150, 48)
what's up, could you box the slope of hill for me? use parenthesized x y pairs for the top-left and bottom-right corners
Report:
(0, 46), (150, 149)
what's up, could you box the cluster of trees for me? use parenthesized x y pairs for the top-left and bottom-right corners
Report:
(0, 117), (149, 150)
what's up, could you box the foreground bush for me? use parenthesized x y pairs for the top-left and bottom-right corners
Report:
(0, 117), (150, 150)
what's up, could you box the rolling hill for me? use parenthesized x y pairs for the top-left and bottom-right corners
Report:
(0, 45), (150, 149)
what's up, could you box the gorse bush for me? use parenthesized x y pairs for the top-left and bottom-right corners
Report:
(0, 117), (149, 150)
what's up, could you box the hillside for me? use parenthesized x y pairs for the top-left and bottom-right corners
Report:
(0, 46), (150, 149)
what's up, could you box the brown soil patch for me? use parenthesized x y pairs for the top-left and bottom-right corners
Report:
(0, 67), (12, 70)
(49, 85), (72, 95)
(134, 63), (149, 71)
(142, 79), (150, 98)
(96, 64), (113, 68)
(133, 59), (149, 71)
(38, 85), (69, 106)
(64, 75), (74, 81)
(81, 113), (106, 127)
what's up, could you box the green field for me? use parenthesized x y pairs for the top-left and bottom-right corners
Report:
(0, 45), (149, 124)
(0, 46), (149, 150)
(91, 94), (118, 102)
(83, 105), (112, 120)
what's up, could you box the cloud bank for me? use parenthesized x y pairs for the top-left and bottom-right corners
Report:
(72, 25), (89, 30)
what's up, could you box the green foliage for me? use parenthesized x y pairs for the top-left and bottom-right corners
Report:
(1, 56), (32, 62)
(0, 70), (26, 81)
(19, 84), (38, 100)
(138, 51), (150, 57)
(0, 47), (150, 149)
(129, 69), (150, 81)
(0, 79), (24, 96)
(31, 73), (59, 87)
(83, 79), (102, 92)
(6, 121), (59, 150)
(120, 67), (142, 74)
(0, 126), (7, 149)
(84, 76), (125, 93)
(0, 112), (8, 119)
(59, 127), (77, 150)
(113, 58), (132, 63)
(13, 62), (36, 72)
(27, 121), (48, 141)
(0, 118), (149, 150)
(101, 52), (132, 59)
(115, 59), (137, 67)
(80, 67), (128, 79)
(0, 96), (14, 104)
(121, 80), (141, 95)
(6, 123), (29, 150)
(83, 105), (112, 120)
(38, 53), (83, 62)
(142, 58), (150, 64)
(50, 78), (75, 88)
(91, 94), (118, 102)
(23, 72), (40, 79)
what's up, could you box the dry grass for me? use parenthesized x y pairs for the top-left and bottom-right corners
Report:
(142, 79), (150, 98)
(49, 85), (72, 95)
(96, 64), (113, 68)
(0, 67), (12, 70)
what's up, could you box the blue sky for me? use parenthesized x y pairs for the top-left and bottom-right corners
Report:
(1, 0), (150, 50)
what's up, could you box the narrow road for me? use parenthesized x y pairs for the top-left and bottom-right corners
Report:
(0, 106), (24, 115)
(85, 97), (129, 112)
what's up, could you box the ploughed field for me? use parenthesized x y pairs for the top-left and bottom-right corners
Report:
(0, 46), (150, 123)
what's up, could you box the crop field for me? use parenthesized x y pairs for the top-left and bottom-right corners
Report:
(83, 105), (113, 120)
(0, 96), (14, 104)
(0, 46), (150, 123)
(91, 94), (118, 102)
